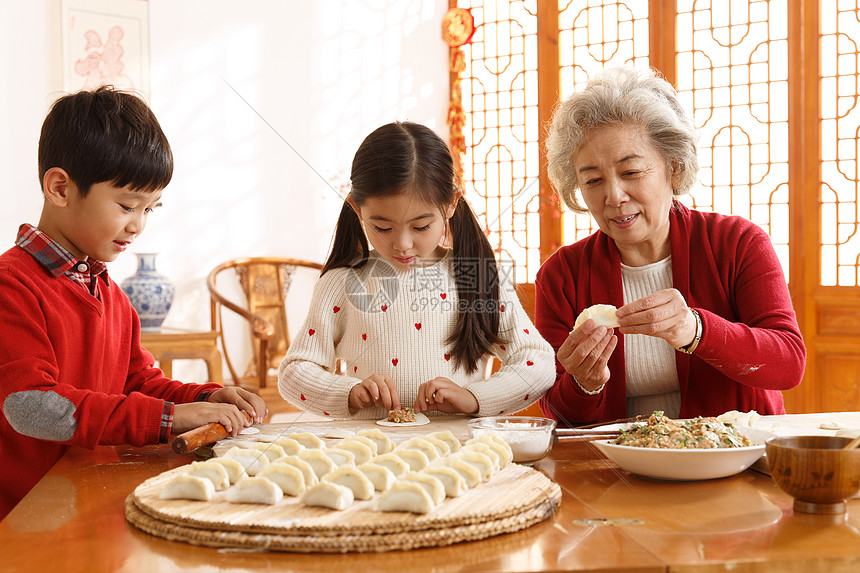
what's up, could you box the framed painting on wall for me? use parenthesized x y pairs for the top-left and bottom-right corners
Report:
(61, 0), (150, 97)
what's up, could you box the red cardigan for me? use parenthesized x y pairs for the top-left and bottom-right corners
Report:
(534, 202), (806, 426)
(0, 247), (220, 518)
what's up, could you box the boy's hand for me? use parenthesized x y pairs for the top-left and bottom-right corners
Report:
(349, 374), (401, 411)
(207, 387), (268, 424)
(414, 377), (478, 415)
(172, 402), (251, 437)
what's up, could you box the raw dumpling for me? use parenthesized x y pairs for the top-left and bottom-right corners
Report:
(573, 304), (620, 330)
(835, 428), (860, 439)
(357, 428), (393, 454)
(356, 463), (397, 492)
(323, 428), (355, 439)
(335, 440), (374, 465)
(397, 437), (440, 462)
(401, 472), (445, 505)
(273, 437), (306, 456)
(340, 435), (378, 457)
(717, 410), (762, 428)
(160, 474), (215, 501)
(251, 442), (287, 463)
(323, 447), (356, 467)
(454, 451), (495, 481)
(279, 456), (319, 487)
(429, 430), (461, 454)
(287, 432), (326, 450)
(207, 457), (247, 484)
(259, 463), (307, 496)
(302, 481), (354, 510)
(392, 448), (430, 472)
(423, 435), (452, 457)
(435, 457), (482, 488)
(460, 443), (501, 471)
(371, 454), (410, 478)
(225, 476), (283, 505)
(298, 448), (337, 479)
(465, 435), (513, 468)
(375, 481), (435, 514)
(322, 466), (375, 500)
(422, 466), (468, 497)
(223, 446), (270, 476)
(184, 460), (230, 490)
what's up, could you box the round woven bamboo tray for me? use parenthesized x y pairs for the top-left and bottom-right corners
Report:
(126, 463), (561, 553)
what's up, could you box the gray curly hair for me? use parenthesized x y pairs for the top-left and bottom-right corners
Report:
(545, 66), (699, 213)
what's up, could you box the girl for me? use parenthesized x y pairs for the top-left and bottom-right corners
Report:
(278, 122), (554, 419)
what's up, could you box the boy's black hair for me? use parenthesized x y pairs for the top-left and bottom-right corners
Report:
(38, 85), (173, 196)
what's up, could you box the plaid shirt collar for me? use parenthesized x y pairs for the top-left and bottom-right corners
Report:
(16, 224), (110, 291)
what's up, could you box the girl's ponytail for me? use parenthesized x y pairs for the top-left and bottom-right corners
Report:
(446, 197), (505, 373)
(321, 200), (369, 276)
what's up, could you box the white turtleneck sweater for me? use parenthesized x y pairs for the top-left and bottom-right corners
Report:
(621, 256), (681, 418)
(278, 250), (555, 419)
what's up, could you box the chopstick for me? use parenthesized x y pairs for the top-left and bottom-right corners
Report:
(554, 428), (621, 441)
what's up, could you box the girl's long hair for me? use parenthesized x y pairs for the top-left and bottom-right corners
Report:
(322, 122), (504, 373)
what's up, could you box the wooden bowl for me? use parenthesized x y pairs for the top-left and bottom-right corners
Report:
(766, 436), (860, 515)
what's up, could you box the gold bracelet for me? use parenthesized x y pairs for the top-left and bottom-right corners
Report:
(676, 308), (702, 355)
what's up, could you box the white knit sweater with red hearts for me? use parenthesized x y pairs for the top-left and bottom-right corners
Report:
(278, 250), (555, 419)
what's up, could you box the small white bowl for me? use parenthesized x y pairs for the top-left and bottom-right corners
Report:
(467, 416), (557, 464)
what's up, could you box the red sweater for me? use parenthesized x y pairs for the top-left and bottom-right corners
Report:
(534, 202), (806, 426)
(0, 246), (220, 518)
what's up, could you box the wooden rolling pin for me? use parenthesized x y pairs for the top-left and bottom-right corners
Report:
(172, 411), (253, 454)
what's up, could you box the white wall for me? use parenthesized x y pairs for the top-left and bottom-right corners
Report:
(0, 0), (449, 382)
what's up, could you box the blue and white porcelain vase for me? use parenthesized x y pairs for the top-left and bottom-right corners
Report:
(121, 253), (175, 332)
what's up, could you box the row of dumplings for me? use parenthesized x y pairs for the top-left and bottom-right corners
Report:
(160, 428), (513, 514)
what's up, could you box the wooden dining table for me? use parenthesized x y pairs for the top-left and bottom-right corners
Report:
(1, 415), (859, 573)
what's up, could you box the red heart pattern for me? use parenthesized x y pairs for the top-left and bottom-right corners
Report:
(523, 328), (529, 334)
(444, 354), (450, 361)
(415, 323), (421, 330)
(527, 361), (534, 366)
(501, 304), (505, 312)
(300, 394), (306, 401)
(392, 358), (398, 366)
(440, 293), (447, 300)
(362, 333), (367, 340)
(524, 394), (529, 401)
(354, 366), (358, 373)
(499, 344), (506, 350)
(333, 306), (340, 313)
(381, 305), (388, 312)
(308, 329), (315, 336)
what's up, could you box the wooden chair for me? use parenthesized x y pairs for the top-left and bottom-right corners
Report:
(207, 257), (323, 394)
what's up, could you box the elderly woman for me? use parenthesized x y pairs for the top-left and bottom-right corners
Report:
(534, 67), (806, 426)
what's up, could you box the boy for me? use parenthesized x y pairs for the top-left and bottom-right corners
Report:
(0, 86), (266, 519)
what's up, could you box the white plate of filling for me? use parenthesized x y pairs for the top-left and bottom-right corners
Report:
(591, 412), (773, 481)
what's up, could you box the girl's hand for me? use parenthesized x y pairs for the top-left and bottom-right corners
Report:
(207, 387), (268, 424)
(171, 402), (250, 437)
(349, 374), (401, 411)
(557, 320), (617, 392)
(615, 288), (697, 349)
(414, 377), (478, 414)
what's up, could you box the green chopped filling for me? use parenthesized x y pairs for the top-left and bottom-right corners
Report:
(613, 411), (752, 449)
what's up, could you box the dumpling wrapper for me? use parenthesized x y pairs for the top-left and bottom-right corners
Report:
(429, 430), (461, 454)
(184, 460), (230, 490)
(223, 446), (270, 476)
(273, 437), (306, 456)
(401, 472), (445, 505)
(371, 454), (410, 478)
(287, 432), (326, 449)
(340, 435), (378, 456)
(357, 428), (394, 454)
(397, 437), (440, 462)
(207, 457), (247, 484)
(279, 456), (319, 486)
(357, 463), (397, 492)
(392, 448), (430, 472)
(225, 476), (283, 505)
(160, 474), (215, 501)
(335, 440), (374, 465)
(302, 481), (354, 510)
(375, 481), (435, 514)
(323, 447), (357, 467)
(423, 435), (452, 457)
(422, 466), (468, 497)
(376, 412), (430, 427)
(259, 463), (307, 496)
(298, 448), (337, 479)
(573, 304), (620, 330)
(322, 466), (375, 500)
